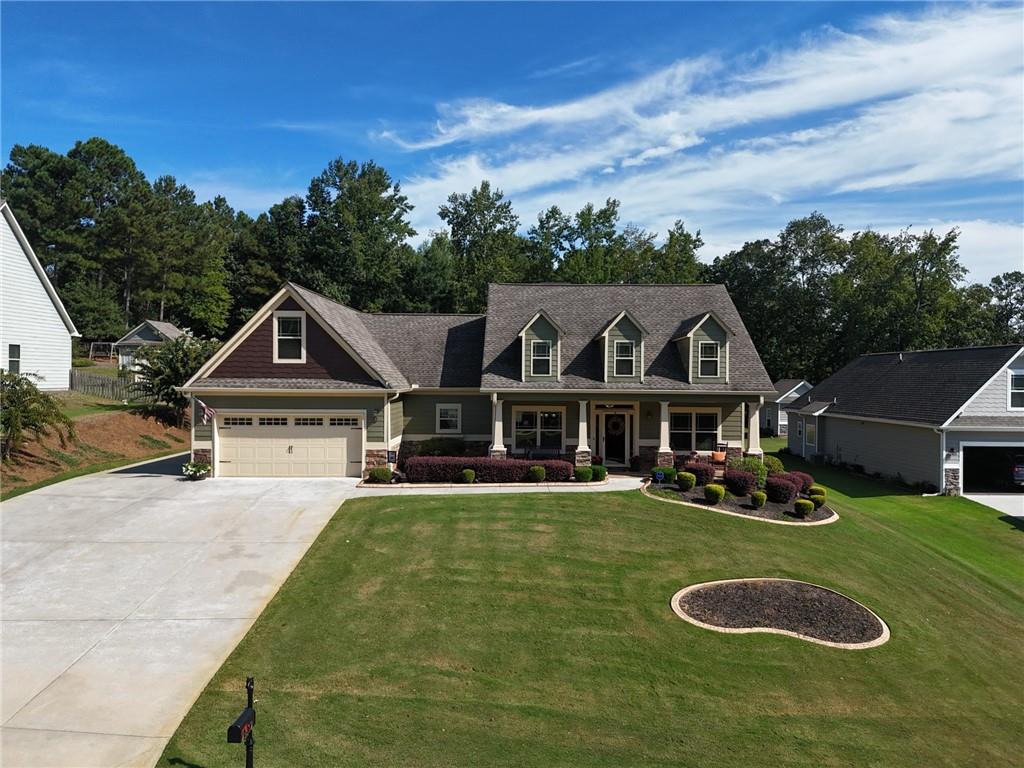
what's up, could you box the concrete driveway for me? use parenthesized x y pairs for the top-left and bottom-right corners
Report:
(964, 493), (1024, 517)
(1, 455), (358, 767)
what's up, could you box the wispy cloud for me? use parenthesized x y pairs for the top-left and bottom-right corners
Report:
(528, 55), (604, 80)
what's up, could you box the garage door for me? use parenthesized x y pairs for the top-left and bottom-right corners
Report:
(217, 414), (363, 478)
(962, 445), (1024, 494)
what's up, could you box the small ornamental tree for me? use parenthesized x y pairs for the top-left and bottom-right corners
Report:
(0, 372), (76, 461)
(133, 336), (221, 427)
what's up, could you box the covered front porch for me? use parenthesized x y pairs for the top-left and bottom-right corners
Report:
(486, 393), (763, 470)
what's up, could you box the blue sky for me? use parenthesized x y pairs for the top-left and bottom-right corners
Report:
(3, 2), (1022, 281)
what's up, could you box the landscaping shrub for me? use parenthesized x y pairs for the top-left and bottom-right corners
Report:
(809, 494), (825, 510)
(404, 457), (573, 483)
(367, 467), (393, 484)
(683, 461), (715, 486)
(527, 465), (546, 483)
(793, 498), (814, 518)
(723, 468), (757, 496)
(762, 454), (784, 474)
(750, 490), (767, 508)
(591, 464), (608, 481)
(808, 484), (827, 499)
(727, 456), (767, 488)
(789, 470), (815, 493)
(676, 471), (696, 491)
(574, 466), (593, 482)
(417, 436), (467, 456)
(765, 475), (798, 504)
(650, 465), (677, 483)
(461, 468), (475, 484)
(591, 454), (603, 466)
(71, 358), (95, 368)
(704, 483), (726, 504)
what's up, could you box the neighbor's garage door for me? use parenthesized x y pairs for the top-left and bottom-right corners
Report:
(217, 414), (363, 478)
(962, 445), (1024, 493)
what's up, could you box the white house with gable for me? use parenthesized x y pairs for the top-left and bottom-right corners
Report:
(1, 201), (80, 389)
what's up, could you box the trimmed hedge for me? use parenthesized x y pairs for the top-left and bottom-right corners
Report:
(683, 462), (715, 486)
(366, 467), (393, 484)
(461, 468), (475, 484)
(765, 475), (798, 504)
(676, 472), (696, 491)
(591, 464), (608, 481)
(808, 484), (827, 498)
(704, 483), (726, 504)
(793, 498), (814, 518)
(650, 466), (678, 482)
(762, 454), (784, 474)
(591, 454), (604, 466)
(574, 466), (593, 482)
(789, 470), (816, 493)
(727, 456), (767, 488)
(527, 465), (546, 482)
(750, 490), (767, 508)
(723, 468), (757, 496)
(404, 456), (573, 484)
(809, 494), (825, 509)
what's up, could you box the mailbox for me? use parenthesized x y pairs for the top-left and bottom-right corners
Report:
(227, 677), (256, 767)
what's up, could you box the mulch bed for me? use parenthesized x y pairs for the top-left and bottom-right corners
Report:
(649, 484), (834, 523)
(678, 579), (884, 644)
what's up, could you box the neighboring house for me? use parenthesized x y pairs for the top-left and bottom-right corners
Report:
(785, 345), (1024, 495)
(0, 201), (80, 390)
(114, 319), (185, 369)
(761, 378), (813, 436)
(182, 282), (776, 478)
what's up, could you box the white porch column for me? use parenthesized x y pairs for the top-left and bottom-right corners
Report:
(577, 401), (589, 452)
(747, 401), (762, 454)
(489, 394), (506, 457)
(658, 401), (671, 453)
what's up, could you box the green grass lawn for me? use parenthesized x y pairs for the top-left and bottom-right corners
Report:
(56, 391), (134, 419)
(159, 458), (1023, 767)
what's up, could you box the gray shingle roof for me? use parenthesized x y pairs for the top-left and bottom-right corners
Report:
(193, 378), (382, 390)
(361, 313), (485, 388)
(787, 345), (1024, 426)
(480, 283), (774, 392)
(946, 414), (1024, 429)
(773, 378), (808, 397)
(148, 320), (185, 340)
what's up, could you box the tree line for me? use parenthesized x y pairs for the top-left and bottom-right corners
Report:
(3, 137), (1021, 382)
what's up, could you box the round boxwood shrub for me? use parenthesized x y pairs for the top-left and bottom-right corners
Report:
(809, 494), (826, 509)
(574, 466), (594, 482)
(704, 483), (726, 505)
(683, 461), (715, 486)
(591, 464), (608, 481)
(762, 454), (784, 474)
(367, 467), (393, 484)
(750, 490), (767, 508)
(676, 471), (696, 491)
(723, 468), (757, 496)
(527, 465), (546, 483)
(650, 465), (677, 483)
(765, 475), (798, 504)
(808, 484), (827, 499)
(793, 498), (814, 518)
(461, 468), (475, 484)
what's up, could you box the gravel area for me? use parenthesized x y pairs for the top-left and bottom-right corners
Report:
(649, 484), (835, 523)
(677, 579), (885, 644)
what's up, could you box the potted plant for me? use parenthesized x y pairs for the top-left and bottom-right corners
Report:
(182, 461), (212, 481)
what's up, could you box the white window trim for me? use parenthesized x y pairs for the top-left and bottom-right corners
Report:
(435, 403), (462, 434)
(613, 340), (635, 377)
(697, 341), (720, 378)
(1008, 370), (1024, 410)
(805, 420), (817, 447)
(511, 406), (566, 452)
(668, 406), (722, 453)
(7, 344), (20, 374)
(530, 339), (553, 377)
(273, 310), (306, 364)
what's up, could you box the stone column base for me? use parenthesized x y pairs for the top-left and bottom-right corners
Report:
(192, 448), (211, 464)
(574, 449), (592, 467)
(943, 467), (961, 496)
(364, 449), (387, 476)
(489, 448), (508, 459)
(725, 446), (743, 461)
(656, 451), (674, 467)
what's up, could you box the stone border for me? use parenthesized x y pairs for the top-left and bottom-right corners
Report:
(357, 478), (610, 489)
(670, 577), (890, 650)
(641, 480), (839, 526)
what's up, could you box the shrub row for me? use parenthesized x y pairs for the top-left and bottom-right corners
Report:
(404, 456), (574, 483)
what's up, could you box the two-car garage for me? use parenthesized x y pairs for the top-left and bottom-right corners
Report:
(961, 444), (1024, 494)
(215, 413), (364, 478)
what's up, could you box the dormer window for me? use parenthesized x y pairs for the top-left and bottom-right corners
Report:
(698, 342), (720, 377)
(531, 340), (552, 376)
(614, 341), (635, 376)
(274, 310), (306, 363)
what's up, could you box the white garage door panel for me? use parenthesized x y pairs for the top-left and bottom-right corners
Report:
(217, 414), (362, 478)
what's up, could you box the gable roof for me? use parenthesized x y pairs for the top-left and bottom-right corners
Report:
(518, 310), (565, 337)
(1, 202), (79, 337)
(773, 378), (810, 400)
(114, 319), (185, 346)
(598, 309), (649, 338)
(480, 283), (773, 391)
(787, 345), (1024, 426)
(669, 310), (734, 341)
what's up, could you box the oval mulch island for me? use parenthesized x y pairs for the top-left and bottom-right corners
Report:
(671, 578), (889, 649)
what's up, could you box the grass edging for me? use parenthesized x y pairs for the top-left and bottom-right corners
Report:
(357, 478), (611, 488)
(1, 450), (188, 500)
(640, 480), (839, 526)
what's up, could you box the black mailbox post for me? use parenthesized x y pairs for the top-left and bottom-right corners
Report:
(227, 677), (256, 768)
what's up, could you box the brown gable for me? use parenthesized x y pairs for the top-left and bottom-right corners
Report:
(210, 298), (378, 384)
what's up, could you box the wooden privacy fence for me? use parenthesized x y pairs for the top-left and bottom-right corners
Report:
(69, 369), (142, 402)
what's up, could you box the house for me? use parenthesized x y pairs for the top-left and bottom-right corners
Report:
(0, 201), (80, 390)
(785, 346), (1024, 495)
(761, 378), (813, 436)
(182, 282), (776, 478)
(114, 319), (185, 369)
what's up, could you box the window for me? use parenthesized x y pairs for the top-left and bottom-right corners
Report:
(669, 412), (692, 451)
(436, 403), (462, 433)
(806, 421), (817, 447)
(531, 340), (552, 376)
(1011, 373), (1024, 409)
(329, 416), (359, 427)
(613, 341), (635, 377)
(513, 409), (563, 450)
(7, 344), (20, 375)
(695, 412), (719, 450)
(698, 342), (720, 377)
(668, 410), (719, 452)
(273, 311), (305, 363)
(294, 417), (324, 426)
(222, 416), (252, 427)
(258, 416), (288, 426)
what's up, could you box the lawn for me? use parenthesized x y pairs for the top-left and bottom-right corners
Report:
(159, 457), (1023, 768)
(56, 391), (134, 419)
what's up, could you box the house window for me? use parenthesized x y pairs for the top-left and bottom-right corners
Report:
(670, 412), (692, 451)
(329, 416), (359, 427)
(1011, 373), (1024, 409)
(294, 417), (324, 426)
(436, 403), (462, 433)
(7, 344), (20, 375)
(513, 409), (563, 450)
(806, 421), (817, 447)
(273, 311), (305, 363)
(698, 342), (720, 377)
(222, 416), (252, 427)
(258, 416), (288, 426)
(613, 341), (635, 377)
(669, 410), (719, 452)
(531, 340), (552, 376)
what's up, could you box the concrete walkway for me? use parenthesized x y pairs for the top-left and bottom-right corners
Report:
(1, 456), (641, 767)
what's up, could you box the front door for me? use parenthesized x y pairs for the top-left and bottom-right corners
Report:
(602, 412), (629, 465)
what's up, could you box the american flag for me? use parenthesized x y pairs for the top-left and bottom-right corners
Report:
(196, 398), (216, 425)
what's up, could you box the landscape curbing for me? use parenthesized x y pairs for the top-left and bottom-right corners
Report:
(670, 577), (891, 650)
(640, 480), (839, 526)
(357, 478), (610, 489)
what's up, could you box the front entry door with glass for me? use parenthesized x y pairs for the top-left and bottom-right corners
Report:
(600, 412), (631, 465)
